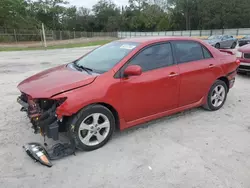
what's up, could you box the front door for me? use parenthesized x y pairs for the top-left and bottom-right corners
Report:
(120, 42), (180, 122)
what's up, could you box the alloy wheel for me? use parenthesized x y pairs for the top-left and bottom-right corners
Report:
(78, 113), (111, 146)
(211, 85), (226, 107)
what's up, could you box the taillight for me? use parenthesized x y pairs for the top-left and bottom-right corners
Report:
(236, 59), (240, 66)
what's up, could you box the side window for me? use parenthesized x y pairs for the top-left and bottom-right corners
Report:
(129, 43), (174, 72)
(173, 41), (204, 64)
(202, 46), (213, 59)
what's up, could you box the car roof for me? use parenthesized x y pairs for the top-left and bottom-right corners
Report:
(117, 36), (203, 44)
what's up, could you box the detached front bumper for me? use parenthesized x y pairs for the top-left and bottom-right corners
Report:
(17, 96), (59, 141)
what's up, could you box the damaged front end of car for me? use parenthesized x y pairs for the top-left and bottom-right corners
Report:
(17, 93), (76, 167)
(17, 93), (66, 140)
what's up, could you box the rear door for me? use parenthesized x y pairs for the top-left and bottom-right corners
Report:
(222, 35), (232, 48)
(220, 35), (228, 48)
(228, 35), (235, 47)
(171, 40), (218, 107)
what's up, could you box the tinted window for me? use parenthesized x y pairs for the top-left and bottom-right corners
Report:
(208, 35), (222, 40)
(129, 43), (174, 72)
(202, 46), (213, 59)
(173, 41), (204, 64)
(75, 41), (139, 73)
(222, 35), (229, 40)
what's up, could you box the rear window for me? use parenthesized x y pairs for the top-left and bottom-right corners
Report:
(202, 46), (213, 58)
(172, 41), (204, 64)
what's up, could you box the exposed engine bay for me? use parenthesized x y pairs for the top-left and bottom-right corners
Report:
(17, 92), (66, 140)
(17, 93), (76, 167)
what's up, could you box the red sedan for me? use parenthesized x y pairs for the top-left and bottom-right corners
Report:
(237, 44), (250, 74)
(17, 37), (239, 151)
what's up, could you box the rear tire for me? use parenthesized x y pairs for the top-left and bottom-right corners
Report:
(68, 104), (115, 151)
(215, 43), (220, 49)
(203, 80), (228, 111)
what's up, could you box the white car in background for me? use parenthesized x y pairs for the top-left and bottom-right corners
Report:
(204, 35), (238, 49)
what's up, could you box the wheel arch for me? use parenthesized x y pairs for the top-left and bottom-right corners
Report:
(97, 102), (120, 130)
(203, 78), (229, 111)
(203, 75), (229, 105)
(80, 102), (121, 131)
(215, 43), (220, 48)
(217, 76), (229, 91)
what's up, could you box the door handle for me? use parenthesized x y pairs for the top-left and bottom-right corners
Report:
(168, 72), (178, 77)
(209, 64), (215, 68)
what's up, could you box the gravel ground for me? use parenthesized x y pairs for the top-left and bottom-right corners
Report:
(0, 47), (250, 188)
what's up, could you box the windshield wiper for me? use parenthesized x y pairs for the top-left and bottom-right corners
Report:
(73, 62), (93, 74)
(78, 65), (93, 74)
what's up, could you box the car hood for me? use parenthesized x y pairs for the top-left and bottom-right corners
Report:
(17, 64), (98, 98)
(238, 44), (250, 53)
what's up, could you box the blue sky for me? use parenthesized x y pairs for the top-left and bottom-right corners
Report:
(68, 0), (128, 8)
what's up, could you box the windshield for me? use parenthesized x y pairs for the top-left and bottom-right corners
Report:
(208, 35), (222, 40)
(74, 41), (140, 73)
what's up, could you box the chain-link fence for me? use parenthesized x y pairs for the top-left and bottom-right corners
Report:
(118, 28), (250, 39)
(0, 28), (42, 42)
(1, 28), (250, 44)
(0, 28), (118, 43)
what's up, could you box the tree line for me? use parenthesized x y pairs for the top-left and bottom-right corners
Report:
(1, 0), (250, 32)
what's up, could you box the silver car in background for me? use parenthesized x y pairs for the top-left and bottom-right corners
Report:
(204, 35), (238, 49)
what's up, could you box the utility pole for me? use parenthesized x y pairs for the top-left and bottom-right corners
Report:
(13, 29), (17, 43)
(186, 0), (189, 30)
(42, 23), (47, 48)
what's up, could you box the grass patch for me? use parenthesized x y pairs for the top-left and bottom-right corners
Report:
(0, 40), (114, 52)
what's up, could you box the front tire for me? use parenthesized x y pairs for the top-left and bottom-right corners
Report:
(69, 104), (115, 151)
(203, 80), (228, 111)
(231, 42), (237, 49)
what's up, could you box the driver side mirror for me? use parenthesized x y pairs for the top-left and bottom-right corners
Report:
(123, 65), (142, 77)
